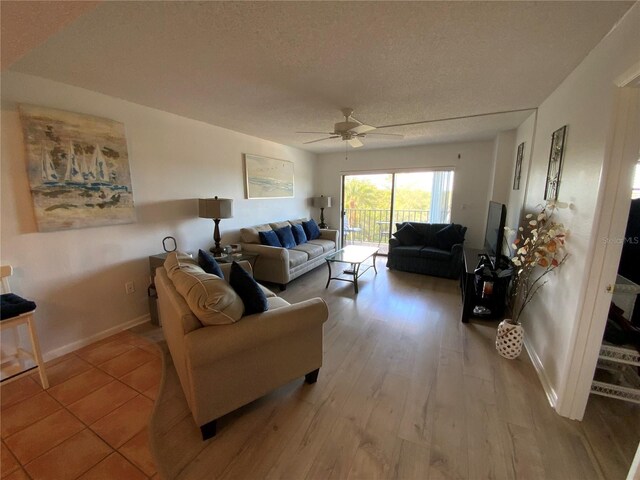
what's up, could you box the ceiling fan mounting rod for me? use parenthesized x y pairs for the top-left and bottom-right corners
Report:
(341, 107), (354, 119)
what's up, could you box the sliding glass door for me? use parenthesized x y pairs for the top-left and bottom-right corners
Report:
(342, 170), (454, 254)
(342, 174), (393, 251)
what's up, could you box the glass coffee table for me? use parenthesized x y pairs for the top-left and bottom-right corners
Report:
(325, 245), (378, 294)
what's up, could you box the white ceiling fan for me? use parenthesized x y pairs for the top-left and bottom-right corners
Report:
(297, 107), (403, 148)
(297, 106), (538, 149)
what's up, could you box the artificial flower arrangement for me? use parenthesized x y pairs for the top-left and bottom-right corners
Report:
(505, 201), (569, 325)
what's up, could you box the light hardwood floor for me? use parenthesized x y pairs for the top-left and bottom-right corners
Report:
(149, 257), (640, 480)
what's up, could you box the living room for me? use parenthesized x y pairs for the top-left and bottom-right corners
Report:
(1, 1), (640, 479)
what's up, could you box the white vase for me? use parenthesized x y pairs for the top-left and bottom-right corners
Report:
(496, 319), (524, 359)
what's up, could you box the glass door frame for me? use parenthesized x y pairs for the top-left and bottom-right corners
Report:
(340, 168), (454, 254)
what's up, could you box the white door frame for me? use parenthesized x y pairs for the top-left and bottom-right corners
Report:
(558, 75), (640, 419)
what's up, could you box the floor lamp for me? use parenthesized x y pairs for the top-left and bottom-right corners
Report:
(313, 195), (332, 229)
(199, 196), (233, 256)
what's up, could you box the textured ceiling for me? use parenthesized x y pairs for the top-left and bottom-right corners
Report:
(4, 1), (634, 153)
(0, 1), (100, 70)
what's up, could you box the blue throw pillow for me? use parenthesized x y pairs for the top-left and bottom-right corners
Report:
(198, 249), (224, 277)
(291, 223), (307, 245)
(393, 223), (422, 246)
(259, 230), (282, 247)
(435, 224), (465, 251)
(229, 261), (268, 315)
(302, 219), (321, 240)
(275, 225), (296, 249)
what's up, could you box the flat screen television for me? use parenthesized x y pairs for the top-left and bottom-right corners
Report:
(484, 201), (507, 268)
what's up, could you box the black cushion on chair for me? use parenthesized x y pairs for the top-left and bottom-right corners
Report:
(0, 293), (36, 320)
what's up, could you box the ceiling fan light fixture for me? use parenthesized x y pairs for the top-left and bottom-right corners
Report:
(347, 137), (363, 148)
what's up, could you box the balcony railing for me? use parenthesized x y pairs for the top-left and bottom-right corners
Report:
(342, 208), (431, 253)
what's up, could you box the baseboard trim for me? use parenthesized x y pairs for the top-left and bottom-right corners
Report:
(43, 314), (152, 362)
(524, 334), (558, 408)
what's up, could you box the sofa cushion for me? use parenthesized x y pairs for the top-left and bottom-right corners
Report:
(168, 262), (244, 325)
(389, 245), (423, 257)
(393, 223), (422, 246)
(302, 219), (321, 240)
(269, 221), (290, 231)
(267, 296), (291, 310)
(198, 249), (224, 277)
(240, 224), (272, 244)
(259, 230), (282, 247)
(435, 224), (465, 251)
(307, 238), (335, 253)
(165, 251), (199, 277)
(291, 242), (324, 260)
(291, 223), (308, 244)
(275, 226), (296, 249)
(229, 261), (268, 315)
(288, 218), (307, 225)
(288, 249), (309, 269)
(419, 246), (453, 261)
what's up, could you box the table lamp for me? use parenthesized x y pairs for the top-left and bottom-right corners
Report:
(313, 195), (332, 229)
(199, 196), (233, 256)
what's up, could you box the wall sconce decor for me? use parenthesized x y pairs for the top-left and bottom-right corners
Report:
(544, 126), (567, 201)
(513, 142), (524, 190)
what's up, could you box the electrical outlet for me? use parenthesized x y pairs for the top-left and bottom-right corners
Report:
(125, 281), (135, 294)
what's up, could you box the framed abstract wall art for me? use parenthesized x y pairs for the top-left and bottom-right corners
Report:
(544, 125), (567, 201)
(244, 154), (294, 199)
(513, 142), (524, 190)
(19, 105), (136, 232)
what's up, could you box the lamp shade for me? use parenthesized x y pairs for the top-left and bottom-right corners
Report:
(199, 197), (233, 219)
(313, 196), (332, 208)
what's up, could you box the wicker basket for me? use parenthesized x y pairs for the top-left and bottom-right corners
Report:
(496, 320), (524, 359)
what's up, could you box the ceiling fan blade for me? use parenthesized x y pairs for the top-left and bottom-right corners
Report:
(303, 136), (340, 144)
(296, 131), (335, 134)
(350, 124), (376, 134)
(348, 137), (363, 148)
(366, 132), (404, 138)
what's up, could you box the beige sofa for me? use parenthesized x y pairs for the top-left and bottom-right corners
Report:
(156, 252), (328, 440)
(240, 219), (339, 289)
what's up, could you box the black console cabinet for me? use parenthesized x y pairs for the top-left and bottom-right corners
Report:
(460, 246), (512, 323)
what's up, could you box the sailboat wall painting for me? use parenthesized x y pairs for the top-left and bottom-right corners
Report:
(19, 105), (136, 232)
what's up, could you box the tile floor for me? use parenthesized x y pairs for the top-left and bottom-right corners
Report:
(1, 328), (162, 480)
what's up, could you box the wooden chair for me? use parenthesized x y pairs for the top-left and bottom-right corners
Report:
(0, 265), (49, 389)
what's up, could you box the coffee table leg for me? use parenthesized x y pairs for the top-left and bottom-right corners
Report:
(354, 263), (361, 294)
(372, 253), (378, 274)
(325, 260), (332, 289)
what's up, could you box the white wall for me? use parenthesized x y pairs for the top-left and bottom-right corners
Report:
(0, 72), (317, 359)
(515, 4), (640, 417)
(489, 130), (517, 206)
(505, 112), (536, 242)
(316, 140), (496, 248)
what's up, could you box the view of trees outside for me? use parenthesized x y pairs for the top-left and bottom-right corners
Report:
(343, 171), (451, 250)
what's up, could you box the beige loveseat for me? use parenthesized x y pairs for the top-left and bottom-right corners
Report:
(240, 219), (339, 289)
(156, 252), (328, 440)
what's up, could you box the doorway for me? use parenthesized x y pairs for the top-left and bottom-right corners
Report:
(564, 83), (640, 420)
